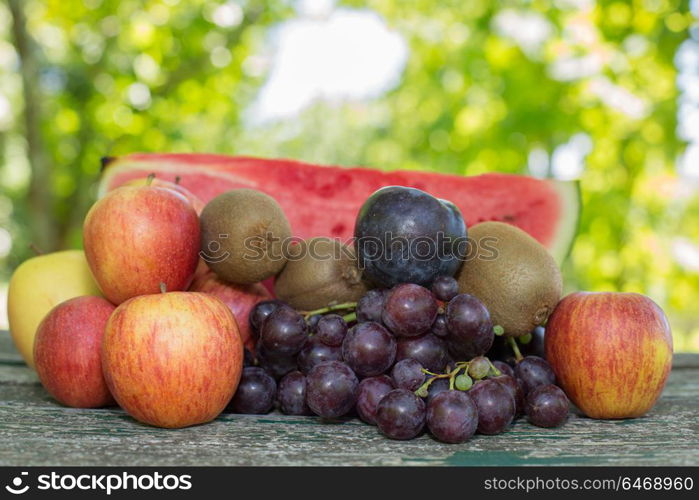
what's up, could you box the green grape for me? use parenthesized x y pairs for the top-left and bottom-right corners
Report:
(467, 356), (490, 379)
(455, 373), (473, 391)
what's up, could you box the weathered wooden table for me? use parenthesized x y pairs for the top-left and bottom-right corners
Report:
(0, 331), (696, 467)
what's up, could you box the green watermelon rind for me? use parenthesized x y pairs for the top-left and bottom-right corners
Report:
(548, 180), (581, 264)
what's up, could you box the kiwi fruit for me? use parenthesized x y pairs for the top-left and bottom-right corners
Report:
(457, 221), (562, 337)
(274, 237), (370, 310)
(200, 189), (291, 285)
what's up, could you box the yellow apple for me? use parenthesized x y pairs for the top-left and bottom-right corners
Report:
(7, 250), (102, 368)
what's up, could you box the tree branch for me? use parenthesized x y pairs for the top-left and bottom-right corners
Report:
(8, 0), (57, 252)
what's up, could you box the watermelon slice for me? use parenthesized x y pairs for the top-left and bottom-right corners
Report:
(98, 154), (579, 263)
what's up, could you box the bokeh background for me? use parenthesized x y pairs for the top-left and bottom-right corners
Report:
(0, 0), (697, 350)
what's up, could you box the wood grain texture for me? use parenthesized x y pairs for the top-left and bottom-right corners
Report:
(0, 331), (697, 466)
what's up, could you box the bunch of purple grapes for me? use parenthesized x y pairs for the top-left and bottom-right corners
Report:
(229, 276), (570, 444)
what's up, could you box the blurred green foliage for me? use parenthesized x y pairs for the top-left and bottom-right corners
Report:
(1, 0), (698, 349)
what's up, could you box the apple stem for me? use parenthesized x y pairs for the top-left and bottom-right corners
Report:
(159, 282), (167, 294)
(507, 336), (524, 362)
(175, 175), (181, 185)
(147, 173), (156, 186)
(28, 242), (44, 255)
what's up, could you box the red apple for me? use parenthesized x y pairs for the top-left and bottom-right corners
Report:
(102, 291), (243, 428)
(189, 270), (272, 351)
(120, 176), (205, 214)
(83, 183), (200, 304)
(545, 292), (673, 419)
(34, 296), (116, 408)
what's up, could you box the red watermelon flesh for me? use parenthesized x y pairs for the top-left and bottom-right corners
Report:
(98, 153), (579, 263)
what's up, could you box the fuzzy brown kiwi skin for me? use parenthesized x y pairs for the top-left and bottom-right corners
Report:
(200, 189), (291, 285)
(274, 237), (370, 310)
(456, 221), (563, 337)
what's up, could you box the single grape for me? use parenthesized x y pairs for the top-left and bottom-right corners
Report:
(391, 359), (425, 391)
(250, 300), (286, 334)
(277, 371), (311, 416)
(431, 276), (459, 302)
(356, 289), (386, 323)
(467, 356), (491, 380)
(521, 326), (546, 359)
(396, 332), (449, 372)
(342, 322), (396, 377)
(468, 378), (515, 435)
(525, 384), (569, 428)
(228, 367), (277, 414)
(356, 375), (395, 425)
(307, 314), (322, 332)
(382, 284), (438, 337)
(316, 314), (348, 347)
(305, 361), (359, 418)
(427, 390), (478, 444)
(491, 374), (525, 416)
(492, 360), (514, 378)
(297, 336), (342, 375)
(445, 294), (494, 359)
(455, 373), (473, 391)
(256, 340), (297, 380)
(260, 305), (308, 356)
(514, 356), (556, 394)
(426, 377), (450, 403)
(430, 313), (449, 338)
(375, 389), (426, 440)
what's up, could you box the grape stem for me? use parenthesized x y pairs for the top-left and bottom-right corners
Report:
(507, 336), (524, 362)
(301, 302), (358, 319)
(415, 355), (505, 397)
(342, 312), (357, 323)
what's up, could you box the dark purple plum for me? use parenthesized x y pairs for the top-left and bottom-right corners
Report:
(305, 361), (359, 418)
(375, 389), (426, 440)
(446, 294), (494, 360)
(427, 390), (478, 444)
(228, 367), (277, 414)
(468, 379), (515, 435)
(277, 371), (311, 415)
(391, 359), (425, 391)
(297, 336), (342, 375)
(525, 384), (569, 428)
(342, 322), (396, 377)
(354, 186), (467, 288)
(382, 284), (438, 337)
(356, 375), (395, 425)
(396, 332), (449, 372)
(514, 356), (556, 394)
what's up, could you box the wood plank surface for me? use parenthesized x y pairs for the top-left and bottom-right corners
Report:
(0, 331), (697, 466)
